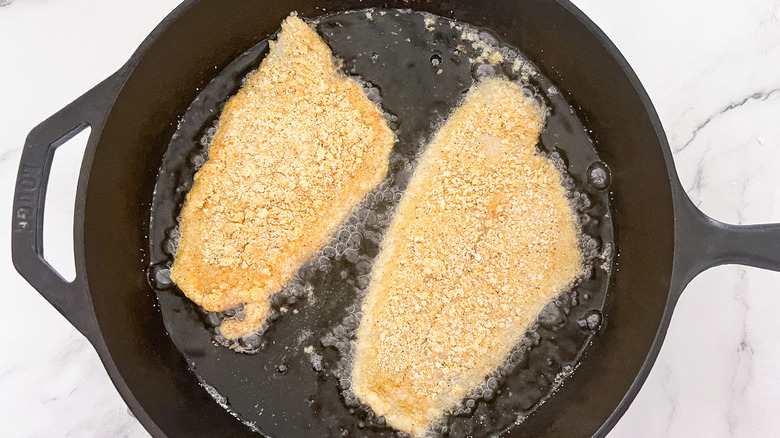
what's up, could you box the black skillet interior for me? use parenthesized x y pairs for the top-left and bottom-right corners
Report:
(17, 0), (677, 437)
(147, 8), (615, 438)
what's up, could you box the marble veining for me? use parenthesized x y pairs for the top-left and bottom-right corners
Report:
(1, 0), (778, 437)
(676, 88), (780, 154)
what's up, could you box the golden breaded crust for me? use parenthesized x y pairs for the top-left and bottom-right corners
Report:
(170, 14), (395, 339)
(351, 79), (582, 436)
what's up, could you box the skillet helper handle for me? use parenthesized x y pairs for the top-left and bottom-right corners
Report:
(674, 194), (780, 289)
(11, 76), (118, 341)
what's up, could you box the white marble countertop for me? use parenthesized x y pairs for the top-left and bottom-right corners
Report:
(1, 0), (778, 436)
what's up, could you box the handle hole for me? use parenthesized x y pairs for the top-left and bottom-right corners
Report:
(42, 127), (91, 282)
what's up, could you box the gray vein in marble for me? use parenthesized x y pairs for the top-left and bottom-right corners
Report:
(660, 363), (677, 437)
(0, 148), (21, 164)
(727, 269), (754, 437)
(723, 182), (753, 435)
(729, 167), (749, 225)
(687, 155), (708, 207)
(674, 87), (780, 153)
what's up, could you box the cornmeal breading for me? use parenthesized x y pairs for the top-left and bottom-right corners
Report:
(170, 14), (395, 339)
(351, 79), (582, 436)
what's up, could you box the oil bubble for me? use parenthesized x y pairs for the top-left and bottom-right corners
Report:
(356, 275), (371, 289)
(149, 264), (174, 290)
(222, 303), (243, 318)
(587, 162), (611, 190)
(188, 151), (206, 169)
(205, 312), (221, 327)
(162, 237), (177, 256)
(344, 249), (360, 264)
(238, 333), (262, 351)
(578, 310), (603, 330)
(473, 63), (496, 80)
(430, 54), (442, 67)
(323, 246), (338, 258)
(537, 301), (565, 329)
(477, 29), (500, 47)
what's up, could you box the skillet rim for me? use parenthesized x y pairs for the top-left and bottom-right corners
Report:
(82, 1), (682, 437)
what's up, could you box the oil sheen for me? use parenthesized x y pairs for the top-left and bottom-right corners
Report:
(147, 8), (614, 438)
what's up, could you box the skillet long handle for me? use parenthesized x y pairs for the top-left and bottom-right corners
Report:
(11, 75), (119, 342)
(673, 192), (780, 293)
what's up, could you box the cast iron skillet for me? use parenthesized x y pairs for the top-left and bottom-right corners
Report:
(11, 0), (780, 437)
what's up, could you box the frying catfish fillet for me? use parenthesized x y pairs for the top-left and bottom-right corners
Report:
(351, 78), (582, 436)
(170, 14), (394, 340)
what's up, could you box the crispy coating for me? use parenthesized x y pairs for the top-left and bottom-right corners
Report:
(351, 79), (582, 436)
(170, 15), (395, 339)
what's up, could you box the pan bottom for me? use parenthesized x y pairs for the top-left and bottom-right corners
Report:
(147, 8), (614, 437)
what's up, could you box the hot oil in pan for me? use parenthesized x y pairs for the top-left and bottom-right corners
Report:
(147, 9), (614, 438)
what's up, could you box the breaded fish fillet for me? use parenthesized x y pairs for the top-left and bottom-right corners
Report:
(351, 79), (582, 436)
(170, 14), (395, 339)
